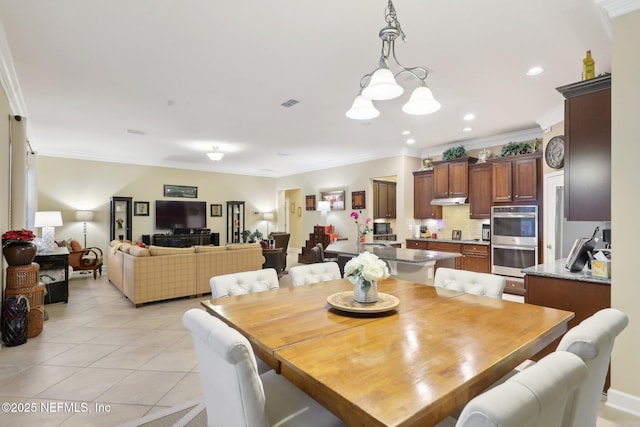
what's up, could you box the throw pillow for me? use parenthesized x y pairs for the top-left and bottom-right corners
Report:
(128, 246), (151, 257)
(70, 239), (83, 252)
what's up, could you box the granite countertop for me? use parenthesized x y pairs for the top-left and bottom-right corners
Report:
(326, 241), (461, 264)
(407, 237), (490, 246)
(522, 258), (611, 285)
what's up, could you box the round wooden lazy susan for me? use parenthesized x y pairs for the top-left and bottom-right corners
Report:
(326, 291), (399, 314)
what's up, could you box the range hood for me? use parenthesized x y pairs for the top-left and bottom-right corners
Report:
(430, 197), (468, 206)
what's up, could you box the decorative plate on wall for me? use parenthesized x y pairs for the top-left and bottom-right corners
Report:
(545, 135), (565, 169)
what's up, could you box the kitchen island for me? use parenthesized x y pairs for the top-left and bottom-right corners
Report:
(522, 258), (611, 390)
(326, 240), (460, 285)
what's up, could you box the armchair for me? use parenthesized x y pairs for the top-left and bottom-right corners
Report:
(270, 232), (290, 272)
(67, 239), (103, 279)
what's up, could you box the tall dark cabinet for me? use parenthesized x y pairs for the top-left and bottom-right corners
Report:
(227, 201), (245, 243)
(110, 197), (132, 241)
(557, 74), (611, 221)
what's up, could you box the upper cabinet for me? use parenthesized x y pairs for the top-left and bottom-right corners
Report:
(432, 157), (477, 199)
(413, 170), (442, 219)
(110, 196), (132, 241)
(468, 163), (492, 219)
(491, 153), (540, 204)
(373, 180), (396, 219)
(557, 75), (611, 221)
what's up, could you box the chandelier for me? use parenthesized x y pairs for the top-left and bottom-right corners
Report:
(346, 0), (441, 120)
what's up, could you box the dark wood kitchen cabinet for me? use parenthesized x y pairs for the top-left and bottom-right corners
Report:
(491, 153), (540, 203)
(460, 243), (490, 273)
(557, 74), (611, 221)
(373, 180), (396, 219)
(433, 158), (476, 199)
(413, 170), (442, 219)
(468, 163), (492, 219)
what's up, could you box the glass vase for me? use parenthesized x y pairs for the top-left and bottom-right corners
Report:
(354, 278), (378, 303)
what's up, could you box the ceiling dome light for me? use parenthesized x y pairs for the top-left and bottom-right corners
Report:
(463, 113), (475, 121)
(402, 85), (441, 115)
(207, 147), (224, 161)
(362, 65), (404, 101)
(406, 138), (415, 144)
(346, 94), (380, 120)
(526, 66), (544, 76)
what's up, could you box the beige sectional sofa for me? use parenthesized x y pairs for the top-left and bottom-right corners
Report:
(107, 242), (265, 307)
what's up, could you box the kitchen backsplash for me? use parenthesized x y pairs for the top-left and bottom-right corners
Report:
(418, 205), (489, 240)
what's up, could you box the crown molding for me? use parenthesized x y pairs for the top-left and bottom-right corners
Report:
(597, 0), (640, 18)
(0, 19), (27, 115)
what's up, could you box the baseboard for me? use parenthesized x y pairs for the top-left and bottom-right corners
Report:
(606, 388), (640, 417)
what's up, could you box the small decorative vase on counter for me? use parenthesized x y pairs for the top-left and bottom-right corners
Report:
(2, 242), (37, 266)
(354, 278), (378, 303)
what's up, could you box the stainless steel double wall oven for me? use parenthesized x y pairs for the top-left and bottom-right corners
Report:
(491, 205), (538, 278)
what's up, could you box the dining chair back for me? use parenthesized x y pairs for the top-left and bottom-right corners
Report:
(270, 232), (290, 272)
(434, 267), (506, 298)
(455, 351), (587, 427)
(182, 309), (346, 427)
(556, 308), (629, 427)
(288, 262), (341, 286)
(311, 243), (338, 263)
(209, 268), (279, 298)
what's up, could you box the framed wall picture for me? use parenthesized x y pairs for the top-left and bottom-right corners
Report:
(298, 207), (302, 217)
(290, 202), (295, 213)
(164, 184), (197, 198)
(305, 195), (316, 211)
(352, 191), (365, 209)
(320, 190), (345, 210)
(134, 201), (149, 216)
(452, 230), (462, 240)
(210, 204), (222, 217)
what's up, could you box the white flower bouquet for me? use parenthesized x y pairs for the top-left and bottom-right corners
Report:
(344, 251), (390, 291)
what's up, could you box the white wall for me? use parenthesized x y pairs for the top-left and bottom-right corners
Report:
(609, 7), (640, 413)
(36, 157), (277, 251)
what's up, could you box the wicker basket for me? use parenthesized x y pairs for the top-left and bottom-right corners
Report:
(4, 284), (45, 337)
(6, 263), (40, 290)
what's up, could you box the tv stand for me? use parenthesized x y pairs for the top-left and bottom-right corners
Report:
(153, 233), (219, 248)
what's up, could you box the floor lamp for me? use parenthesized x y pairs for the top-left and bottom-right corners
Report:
(75, 210), (94, 247)
(34, 211), (63, 251)
(263, 212), (274, 236)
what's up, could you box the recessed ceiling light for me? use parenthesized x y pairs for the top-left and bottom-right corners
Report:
(463, 114), (475, 121)
(463, 127), (472, 132)
(402, 130), (411, 135)
(526, 66), (544, 76)
(406, 138), (415, 144)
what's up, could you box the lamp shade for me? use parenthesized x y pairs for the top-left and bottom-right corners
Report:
(34, 211), (63, 227)
(402, 85), (441, 115)
(263, 212), (274, 221)
(345, 95), (380, 120)
(317, 201), (331, 212)
(362, 67), (404, 101)
(75, 210), (94, 221)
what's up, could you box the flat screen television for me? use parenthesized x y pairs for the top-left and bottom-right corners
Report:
(155, 200), (206, 231)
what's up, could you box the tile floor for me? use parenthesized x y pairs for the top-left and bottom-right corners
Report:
(0, 254), (638, 426)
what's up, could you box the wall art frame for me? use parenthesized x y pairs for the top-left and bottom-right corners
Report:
(305, 195), (316, 211)
(164, 184), (197, 198)
(320, 190), (345, 210)
(134, 201), (149, 216)
(351, 191), (366, 210)
(210, 204), (222, 217)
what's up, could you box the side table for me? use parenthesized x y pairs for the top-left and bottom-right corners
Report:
(35, 247), (70, 304)
(262, 248), (284, 275)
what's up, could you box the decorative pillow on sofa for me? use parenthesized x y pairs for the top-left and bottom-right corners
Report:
(148, 245), (196, 256)
(194, 245), (226, 253)
(56, 239), (73, 251)
(118, 243), (133, 253)
(128, 246), (151, 257)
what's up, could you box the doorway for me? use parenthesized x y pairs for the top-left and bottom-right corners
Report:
(543, 171), (564, 262)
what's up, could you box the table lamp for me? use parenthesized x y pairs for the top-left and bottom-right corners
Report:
(318, 201), (331, 225)
(263, 212), (274, 236)
(34, 211), (63, 251)
(75, 210), (94, 247)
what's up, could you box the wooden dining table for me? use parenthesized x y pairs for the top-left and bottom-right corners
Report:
(201, 278), (573, 427)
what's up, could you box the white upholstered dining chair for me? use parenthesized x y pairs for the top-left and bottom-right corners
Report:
(556, 308), (629, 427)
(288, 261), (342, 286)
(454, 351), (587, 427)
(433, 267), (506, 298)
(209, 268), (279, 298)
(182, 309), (346, 427)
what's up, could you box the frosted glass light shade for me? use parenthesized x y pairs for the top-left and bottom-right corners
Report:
(263, 212), (274, 221)
(345, 95), (380, 120)
(402, 85), (441, 115)
(362, 67), (403, 100)
(317, 201), (331, 212)
(207, 152), (224, 161)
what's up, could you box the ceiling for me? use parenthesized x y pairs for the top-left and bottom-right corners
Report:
(0, 1), (612, 177)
